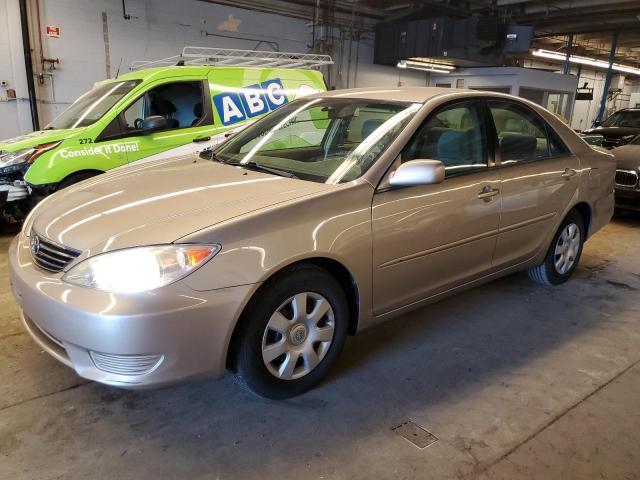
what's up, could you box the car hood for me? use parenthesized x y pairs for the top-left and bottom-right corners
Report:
(613, 144), (640, 170)
(583, 126), (640, 138)
(0, 128), (83, 152)
(31, 156), (335, 254)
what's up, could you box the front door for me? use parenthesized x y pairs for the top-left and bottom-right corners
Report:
(372, 100), (501, 315)
(486, 99), (581, 269)
(114, 79), (219, 164)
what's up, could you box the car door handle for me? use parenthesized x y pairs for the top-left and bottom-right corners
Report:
(477, 186), (500, 201)
(192, 136), (211, 143)
(562, 168), (577, 179)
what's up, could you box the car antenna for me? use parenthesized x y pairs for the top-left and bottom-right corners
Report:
(115, 58), (123, 78)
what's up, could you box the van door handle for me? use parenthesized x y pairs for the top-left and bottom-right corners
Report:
(193, 136), (211, 143)
(477, 186), (500, 201)
(562, 168), (577, 179)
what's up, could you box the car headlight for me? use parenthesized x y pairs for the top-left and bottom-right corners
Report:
(62, 244), (221, 293)
(0, 142), (61, 170)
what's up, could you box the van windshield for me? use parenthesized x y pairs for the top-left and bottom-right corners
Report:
(212, 98), (421, 184)
(46, 80), (140, 130)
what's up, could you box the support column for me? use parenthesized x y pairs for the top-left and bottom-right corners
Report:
(562, 33), (573, 75)
(18, 0), (39, 131)
(595, 31), (618, 125)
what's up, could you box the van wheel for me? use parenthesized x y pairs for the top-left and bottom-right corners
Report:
(528, 211), (585, 286)
(232, 265), (348, 399)
(57, 171), (101, 191)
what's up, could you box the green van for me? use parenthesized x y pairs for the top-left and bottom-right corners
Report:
(0, 52), (328, 223)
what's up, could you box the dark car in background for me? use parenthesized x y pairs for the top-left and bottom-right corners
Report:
(612, 134), (640, 212)
(583, 109), (640, 149)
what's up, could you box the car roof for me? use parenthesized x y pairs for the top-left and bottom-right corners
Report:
(111, 65), (319, 82)
(317, 87), (455, 103)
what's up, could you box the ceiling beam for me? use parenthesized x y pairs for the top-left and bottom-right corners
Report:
(197, 0), (380, 29)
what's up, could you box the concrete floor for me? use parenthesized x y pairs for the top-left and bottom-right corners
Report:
(1, 216), (640, 480)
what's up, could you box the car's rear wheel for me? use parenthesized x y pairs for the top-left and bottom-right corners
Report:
(232, 265), (348, 399)
(528, 210), (585, 286)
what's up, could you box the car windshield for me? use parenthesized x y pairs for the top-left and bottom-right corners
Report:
(212, 97), (421, 184)
(601, 110), (640, 128)
(46, 80), (140, 130)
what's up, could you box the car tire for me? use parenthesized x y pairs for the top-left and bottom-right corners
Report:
(527, 210), (585, 286)
(57, 171), (101, 191)
(232, 264), (348, 399)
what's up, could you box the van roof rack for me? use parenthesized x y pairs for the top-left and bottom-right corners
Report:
(131, 46), (333, 71)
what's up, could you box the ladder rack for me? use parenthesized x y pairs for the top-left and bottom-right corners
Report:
(131, 46), (333, 71)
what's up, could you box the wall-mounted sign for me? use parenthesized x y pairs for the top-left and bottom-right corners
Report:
(46, 26), (61, 38)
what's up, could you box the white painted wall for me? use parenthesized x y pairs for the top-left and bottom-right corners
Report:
(0, 0), (35, 137)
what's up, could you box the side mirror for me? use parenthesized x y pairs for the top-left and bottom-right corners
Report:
(593, 120), (602, 127)
(389, 159), (445, 187)
(141, 115), (169, 133)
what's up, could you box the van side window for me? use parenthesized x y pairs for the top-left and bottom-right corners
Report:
(402, 101), (488, 177)
(122, 81), (206, 132)
(488, 100), (569, 164)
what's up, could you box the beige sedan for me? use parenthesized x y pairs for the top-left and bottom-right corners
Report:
(9, 88), (615, 398)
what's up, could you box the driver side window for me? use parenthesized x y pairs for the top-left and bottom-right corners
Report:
(123, 95), (146, 130)
(402, 100), (488, 177)
(98, 81), (208, 142)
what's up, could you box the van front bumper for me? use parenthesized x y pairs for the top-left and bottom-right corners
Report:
(8, 235), (256, 389)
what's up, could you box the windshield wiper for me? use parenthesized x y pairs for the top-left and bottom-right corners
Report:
(226, 160), (298, 179)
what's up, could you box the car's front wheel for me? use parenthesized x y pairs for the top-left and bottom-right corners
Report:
(528, 210), (585, 286)
(232, 265), (348, 399)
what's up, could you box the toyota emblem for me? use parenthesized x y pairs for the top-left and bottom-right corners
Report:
(30, 235), (40, 255)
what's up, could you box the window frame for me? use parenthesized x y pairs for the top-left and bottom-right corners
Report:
(96, 79), (213, 143)
(484, 97), (572, 168)
(399, 98), (496, 180)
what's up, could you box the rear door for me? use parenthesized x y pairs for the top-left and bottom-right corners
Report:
(371, 99), (501, 315)
(487, 99), (580, 269)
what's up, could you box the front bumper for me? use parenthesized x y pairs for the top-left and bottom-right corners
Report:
(9, 235), (256, 389)
(614, 187), (640, 212)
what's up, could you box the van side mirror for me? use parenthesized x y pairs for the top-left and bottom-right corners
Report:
(141, 115), (169, 133)
(389, 159), (445, 187)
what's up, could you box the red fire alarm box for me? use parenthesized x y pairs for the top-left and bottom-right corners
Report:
(46, 26), (61, 38)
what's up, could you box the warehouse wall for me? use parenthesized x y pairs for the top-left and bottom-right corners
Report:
(0, 0), (314, 138)
(0, 0), (34, 137)
(332, 32), (427, 90)
(0, 0), (426, 139)
(522, 58), (640, 131)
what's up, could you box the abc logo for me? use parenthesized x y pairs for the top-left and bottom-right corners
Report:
(213, 79), (289, 126)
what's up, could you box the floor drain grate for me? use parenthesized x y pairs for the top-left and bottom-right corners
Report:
(392, 421), (438, 449)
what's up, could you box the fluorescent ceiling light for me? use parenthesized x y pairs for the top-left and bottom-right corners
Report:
(405, 59), (455, 70)
(397, 60), (453, 74)
(532, 49), (640, 76)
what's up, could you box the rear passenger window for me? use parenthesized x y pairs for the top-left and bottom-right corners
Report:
(402, 101), (487, 177)
(488, 100), (569, 164)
